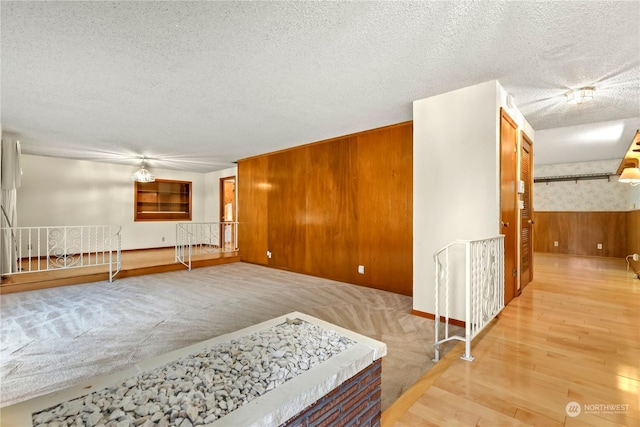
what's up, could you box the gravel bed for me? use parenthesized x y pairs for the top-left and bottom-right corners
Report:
(32, 318), (355, 427)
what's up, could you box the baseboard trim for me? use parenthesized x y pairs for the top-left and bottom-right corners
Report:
(410, 309), (465, 328)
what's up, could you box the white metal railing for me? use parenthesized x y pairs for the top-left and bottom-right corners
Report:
(176, 222), (238, 271)
(432, 235), (504, 362)
(1, 225), (122, 282)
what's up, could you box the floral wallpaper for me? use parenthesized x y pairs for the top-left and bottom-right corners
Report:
(534, 160), (634, 212)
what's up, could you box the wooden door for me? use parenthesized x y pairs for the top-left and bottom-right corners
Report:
(500, 108), (518, 306)
(520, 132), (534, 289)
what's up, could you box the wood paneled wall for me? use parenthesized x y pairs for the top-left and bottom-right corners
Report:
(238, 122), (413, 295)
(533, 211), (628, 258)
(628, 210), (640, 273)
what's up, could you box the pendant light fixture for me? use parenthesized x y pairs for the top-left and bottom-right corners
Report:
(618, 167), (640, 186)
(565, 87), (595, 104)
(131, 157), (155, 182)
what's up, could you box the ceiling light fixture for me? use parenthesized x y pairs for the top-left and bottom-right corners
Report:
(618, 167), (640, 186)
(565, 87), (595, 104)
(131, 158), (155, 182)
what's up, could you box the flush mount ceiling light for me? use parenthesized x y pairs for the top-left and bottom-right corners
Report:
(131, 158), (155, 182)
(565, 86), (595, 104)
(618, 167), (640, 186)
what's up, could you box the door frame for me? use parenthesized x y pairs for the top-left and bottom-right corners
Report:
(500, 108), (518, 306)
(219, 176), (236, 222)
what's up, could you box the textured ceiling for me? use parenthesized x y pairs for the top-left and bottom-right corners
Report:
(2, 1), (639, 172)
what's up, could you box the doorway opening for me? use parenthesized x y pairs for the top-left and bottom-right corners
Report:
(220, 176), (236, 250)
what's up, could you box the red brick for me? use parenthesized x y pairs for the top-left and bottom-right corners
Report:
(356, 401), (380, 425)
(282, 360), (382, 427)
(337, 399), (370, 427)
(312, 407), (341, 427)
(358, 373), (372, 387)
(308, 400), (341, 424)
(340, 381), (360, 398)
(308, 382), (362, 424)
(341, 382), (379, 414)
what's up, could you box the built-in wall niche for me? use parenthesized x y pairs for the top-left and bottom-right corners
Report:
(134, 179), (192, 221)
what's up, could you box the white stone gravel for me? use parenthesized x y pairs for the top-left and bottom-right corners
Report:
(32, 319), (355, 427)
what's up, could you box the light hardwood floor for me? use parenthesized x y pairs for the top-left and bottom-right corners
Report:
(383, 253), (640, 427)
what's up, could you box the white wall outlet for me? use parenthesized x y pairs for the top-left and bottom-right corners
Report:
(358, 265), (365, 274)
(554, 241), (559, 247)
(597, 243), (603, 250)
(633, 254), (639, 262)
(266, 250), (272, 259)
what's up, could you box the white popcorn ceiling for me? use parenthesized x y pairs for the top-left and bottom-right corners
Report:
(1, 1), (639, 172)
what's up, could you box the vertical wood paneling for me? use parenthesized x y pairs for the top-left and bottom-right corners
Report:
(304, 137), (357, 280)
(534, 211), (627, 257)
(237, 122), (413, 296)
(355, 125), (413, 294)
(237, 157), (268, 264)
(267, 149), (308, 272)
(533, 212), (570, 254)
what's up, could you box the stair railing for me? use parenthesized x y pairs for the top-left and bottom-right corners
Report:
(433, 235), (504, 362)
(1, 225), (122, 282)
(175, 222), (238, 271)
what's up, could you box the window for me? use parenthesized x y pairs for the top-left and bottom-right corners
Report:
(134, 179), (192, 221)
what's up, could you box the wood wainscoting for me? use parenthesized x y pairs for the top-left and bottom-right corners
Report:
(534, 211), (629, 258)
(238, 122), (413, 296)
(628, 209), (640, 274)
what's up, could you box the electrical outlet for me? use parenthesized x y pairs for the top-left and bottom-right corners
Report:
(633, 254), (639, 262)
(358, 265), (365, 274)
(554, 241), (559, 247)
(161, 236), (165, 242)
(266, 250), (272, 259)
(597, 243), (603, 250)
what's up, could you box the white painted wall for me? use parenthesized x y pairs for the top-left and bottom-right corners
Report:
(413, 80), (533, 320)
(17, 155), (208, 250)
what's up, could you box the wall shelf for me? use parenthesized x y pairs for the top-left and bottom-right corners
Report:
(533, 173), (615, 184)
(134, 179), (192, 221)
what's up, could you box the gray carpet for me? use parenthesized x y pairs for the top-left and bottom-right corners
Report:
(0, 263), (460, 411)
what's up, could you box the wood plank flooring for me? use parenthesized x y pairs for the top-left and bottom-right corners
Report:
(383, 253), (640, 427)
